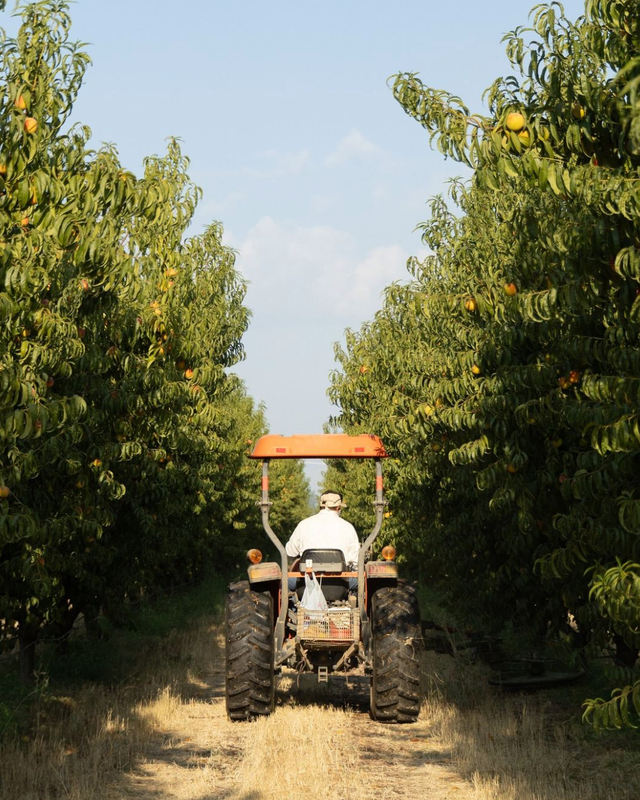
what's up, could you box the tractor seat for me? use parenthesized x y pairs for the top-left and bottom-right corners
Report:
(296, 548), (349, 603)
(299, 548), (346, 573)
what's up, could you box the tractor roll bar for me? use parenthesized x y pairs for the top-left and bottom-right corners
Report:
(252, 433), (388, 654)
(358, 459), (384, 640)
(258, 460), (289, 651)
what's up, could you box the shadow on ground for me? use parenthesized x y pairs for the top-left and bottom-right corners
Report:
(276, 669), (371, 715)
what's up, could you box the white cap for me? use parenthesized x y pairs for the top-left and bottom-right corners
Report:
(320, 491), (346, 509)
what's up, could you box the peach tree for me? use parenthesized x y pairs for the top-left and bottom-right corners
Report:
(330, 0), (640, 723)
(0, 1), (275, 680)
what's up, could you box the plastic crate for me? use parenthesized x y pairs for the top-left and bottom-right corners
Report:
(298, 606), (359, 642)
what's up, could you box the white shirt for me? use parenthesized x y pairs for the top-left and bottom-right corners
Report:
(285, 508), (360, 569)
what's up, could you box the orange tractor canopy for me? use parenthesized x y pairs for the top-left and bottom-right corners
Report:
(249, 433), (388, 459)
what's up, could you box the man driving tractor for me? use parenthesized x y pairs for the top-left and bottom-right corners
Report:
(285, 490), (359, 590)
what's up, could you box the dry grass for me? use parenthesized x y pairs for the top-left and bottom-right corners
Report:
(236, 704), (361, 800)
(420, 653), (640, 800)
(2, 610), (640, 800)
(0, 623), (228, 800)
(1, 688), (156, 800)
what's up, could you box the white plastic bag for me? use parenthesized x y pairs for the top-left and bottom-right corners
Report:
(301, 571), (328, 611)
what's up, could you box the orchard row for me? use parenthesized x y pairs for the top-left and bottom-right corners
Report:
(0, 1), (310, 681)
(328, 1), (640, 728)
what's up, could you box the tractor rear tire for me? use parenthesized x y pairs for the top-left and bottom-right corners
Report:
(370, 581), (421, 723)
(225, 581), (275, 721)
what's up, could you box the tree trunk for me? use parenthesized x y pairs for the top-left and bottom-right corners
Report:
(84, 605), (103, 640)
(18, 628), (37, 684)
(613, 633), (638, 669)
(53, 609), (79, 654)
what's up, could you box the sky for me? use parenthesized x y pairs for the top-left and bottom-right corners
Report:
(3, 0), (586, 488)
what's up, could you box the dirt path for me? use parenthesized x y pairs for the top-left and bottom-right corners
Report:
(5, 610), (638, 799)
(105, 628), (474, 800)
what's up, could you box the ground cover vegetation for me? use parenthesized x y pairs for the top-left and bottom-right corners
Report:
(328, 0), (640, 728)
(0, 0), (310, 684)
(4, 576), (640, 800)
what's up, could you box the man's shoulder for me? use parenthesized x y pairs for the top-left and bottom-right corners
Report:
(336, 516), (357, 533)
(295, 511), (322, 529)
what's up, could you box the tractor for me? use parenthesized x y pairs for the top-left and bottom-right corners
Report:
(224, 433), (422, 723)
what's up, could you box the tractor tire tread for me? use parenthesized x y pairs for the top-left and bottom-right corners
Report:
(225, 581), (275, 721)
(370, 581), (421, 723)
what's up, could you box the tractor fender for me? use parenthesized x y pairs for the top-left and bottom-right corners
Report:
(247, 562), (282, 629)
(248, 561), (282, 584)
(365, 560), (398, 579)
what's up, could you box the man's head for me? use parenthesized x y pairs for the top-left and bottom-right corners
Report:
(320, 491), (346, 512)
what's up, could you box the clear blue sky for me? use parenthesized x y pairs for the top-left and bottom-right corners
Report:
(4, 0), (586, 488)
